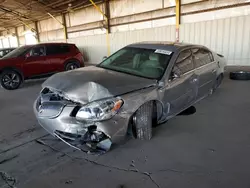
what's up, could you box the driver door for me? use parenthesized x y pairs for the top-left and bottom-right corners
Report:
(23, 45), (51, 77)
(163, 49), (198, 117)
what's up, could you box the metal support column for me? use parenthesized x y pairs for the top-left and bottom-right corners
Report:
(34, 21), (40, 43)
(7, 36), (11, 47)
(175, 0), (181, 42)
(14, 27), (20, 46)
(62, 13), (68, 40)
(104, 0), (111, 34)
(47, 13), (68, 41)
(19, 19), (39, 43)
(89, 0), (110, 56)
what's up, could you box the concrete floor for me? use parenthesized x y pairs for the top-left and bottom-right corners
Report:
(1, 73), (250, 188)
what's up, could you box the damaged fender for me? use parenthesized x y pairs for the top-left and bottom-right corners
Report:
(34, 66), (158, 153)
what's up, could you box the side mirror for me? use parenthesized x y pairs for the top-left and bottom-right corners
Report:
(173, 72), (180, 79)
(158, 81), (165, 88)
(25, 53), (30, 58)
(103, 56), (107, 60)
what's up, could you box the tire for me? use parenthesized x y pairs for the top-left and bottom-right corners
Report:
(65, 62), (80, 71)
(229, 71), (250, 80)
(133, 101), (153, 140)
(0, 70), (22, 90)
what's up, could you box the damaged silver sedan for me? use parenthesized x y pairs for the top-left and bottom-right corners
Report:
(34, 42), (225, 152)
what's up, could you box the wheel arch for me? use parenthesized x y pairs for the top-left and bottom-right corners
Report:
(0, 67), (24, 81)
(137, 99), (164, 119)
(127, 99), (164, 135)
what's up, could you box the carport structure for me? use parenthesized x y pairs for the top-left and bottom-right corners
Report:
(1, 0), (250, 188)
(0, 0), (249, 65)
(0, 0), (102, 47)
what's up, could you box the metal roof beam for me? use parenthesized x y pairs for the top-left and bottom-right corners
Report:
(0, 6), (33, 21)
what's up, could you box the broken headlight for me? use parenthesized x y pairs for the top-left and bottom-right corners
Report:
(76, 98), (123, 121)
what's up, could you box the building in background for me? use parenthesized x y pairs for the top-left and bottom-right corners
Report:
(0, 0), (249, 65)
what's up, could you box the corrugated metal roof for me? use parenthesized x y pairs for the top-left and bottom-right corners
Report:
(0, 0), (101, 29)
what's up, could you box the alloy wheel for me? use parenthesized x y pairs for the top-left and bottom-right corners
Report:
(69, 64), (77, 70)
(2, 73), (20, 89)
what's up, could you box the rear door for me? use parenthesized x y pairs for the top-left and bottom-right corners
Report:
(162, 49), (198, 117)
(192, 48), (217, 100)
(46, 44), (71, 72)
(23, 45), (51, 77)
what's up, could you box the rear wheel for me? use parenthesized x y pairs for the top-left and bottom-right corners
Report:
(65, 62), (80, 71)
(133, 101), (153, 140)
(0, 70), (22, 90)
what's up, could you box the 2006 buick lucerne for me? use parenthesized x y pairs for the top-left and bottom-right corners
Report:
(34, 42), (226, 152)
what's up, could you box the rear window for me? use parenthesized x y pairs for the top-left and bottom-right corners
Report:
(174, 49), (194, 74)
(47, 44), (70, 55)
(192, 48), (214, 68)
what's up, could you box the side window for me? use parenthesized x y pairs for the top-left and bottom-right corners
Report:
(174, 49), (193, 74)
(47, 45), (60, 55)
(3, 50), (8, 56)
(30, 46), (45, 57)
(0, 50), (3, 57)
(60, 45), (70, 53)
(47, 45), (70, 55)
(192, 48), (214, 68)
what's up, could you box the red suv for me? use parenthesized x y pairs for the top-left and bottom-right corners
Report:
(0, 43), (84, 90)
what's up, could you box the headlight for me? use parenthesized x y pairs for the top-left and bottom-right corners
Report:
(76, 98), (123, 121)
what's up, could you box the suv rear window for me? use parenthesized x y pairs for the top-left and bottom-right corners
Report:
(47, 44), (70, 55)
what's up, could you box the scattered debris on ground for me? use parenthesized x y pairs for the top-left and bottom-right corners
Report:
(65, 179), (73, 184)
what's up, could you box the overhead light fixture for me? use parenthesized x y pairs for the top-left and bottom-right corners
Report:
(67, 3), (74, 13)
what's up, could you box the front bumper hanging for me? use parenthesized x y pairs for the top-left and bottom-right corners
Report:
(54, 125), (112, 154)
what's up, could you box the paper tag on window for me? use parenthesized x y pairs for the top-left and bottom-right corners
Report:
(155, 49), (172, 55)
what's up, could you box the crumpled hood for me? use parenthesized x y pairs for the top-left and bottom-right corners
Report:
(42, 66), (156, 104)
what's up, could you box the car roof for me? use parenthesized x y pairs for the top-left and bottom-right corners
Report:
(36, 43), (74, 46)
(0, 47), (16, 50)
(18, 45), (35, 48)
(127, 41), (204, 53)
(17, 43), (75, 49)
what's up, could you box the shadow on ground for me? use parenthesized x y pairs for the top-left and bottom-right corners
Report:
(178, 106), (197, 116)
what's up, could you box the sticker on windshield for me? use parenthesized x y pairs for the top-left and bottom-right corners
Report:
(155, 49), (172, 55)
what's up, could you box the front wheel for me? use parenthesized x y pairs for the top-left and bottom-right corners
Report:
(133, 101), (153, 140)
(65, 62), (80, 71)
(0, 70), (22, 90)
